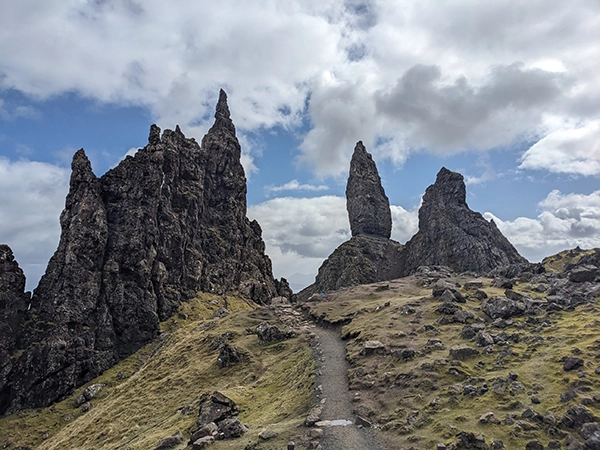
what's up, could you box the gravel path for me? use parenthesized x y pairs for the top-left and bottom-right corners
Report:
(312, 324), (384, 450)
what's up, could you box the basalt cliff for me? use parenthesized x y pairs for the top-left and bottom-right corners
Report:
(0, 90), (290, 414)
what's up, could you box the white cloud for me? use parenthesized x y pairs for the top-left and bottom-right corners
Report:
(519, 121), (600, 176)
(266, 179), (329, 194)
(0, 158), (68, 290)
(485, 189), (600, 262)
(0, 1), (598, 176)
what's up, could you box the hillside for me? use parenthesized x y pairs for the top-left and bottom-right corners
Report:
(0, 294), (315, 450)
(301, 267), (600, 449)
(3, 257), (600, 449)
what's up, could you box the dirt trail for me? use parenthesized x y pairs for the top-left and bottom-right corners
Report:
(312, 324), (384, 450)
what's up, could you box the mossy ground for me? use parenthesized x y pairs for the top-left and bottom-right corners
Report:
(0, 293), (315, 450)
(542, 247), (595, 272)
(302, 276), (600, 449)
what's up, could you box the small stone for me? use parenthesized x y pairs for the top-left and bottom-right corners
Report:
(305, 406), (323, 426)
(155, 431), (184, 450)
(525, 440), (544, 450)
(192, 436), (215, 449)
(259, 430), (278, 440)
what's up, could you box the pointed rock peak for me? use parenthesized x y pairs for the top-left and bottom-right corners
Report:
(216, 89), (231, 119)
(427, 166), (467, 207)
(175, 124), (183, 135)
(346, 141), (392, 238)
(148, 124), (161, 145)
(209, 89), (235, 135)
(71, 149), (96, 184)
(353, 141), (371, 159)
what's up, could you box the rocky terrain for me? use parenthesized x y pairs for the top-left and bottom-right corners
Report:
(301, 253), (600, 449)
(0, 90), (290, 415)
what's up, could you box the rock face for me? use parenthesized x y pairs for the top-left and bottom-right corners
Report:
(0, 245), (30, 413)
(299, 143), (401, 298)
(0, 90), (287, 414)
(346, 141), (392, 238)
(302, 235), (403, 296)
(400, 167), (527, 275)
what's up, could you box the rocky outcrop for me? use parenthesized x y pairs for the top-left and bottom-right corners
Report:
(301, 235), (403, 297)
(0, 90), (287, 414)
(400, 167), (527, 275)
(346, 141), (392, 238)
(299, 143), (401, 299)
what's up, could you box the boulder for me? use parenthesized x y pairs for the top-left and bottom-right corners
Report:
(255, 322), (291, 345)
(197, 391), (239, 427)
(190, 422), (219, 443)
(564, 357), (585, 372)
(449, 345), (480, 360)
(562, 405), (596, 429)
(217, 417), (248, 439)
(192, 436), (215, 449)
(217, 343), (242, 368)
(481, 296), (525, 320)
(569, 265), (599, 283)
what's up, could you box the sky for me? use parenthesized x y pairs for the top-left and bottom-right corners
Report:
(1, 0), (599, 292)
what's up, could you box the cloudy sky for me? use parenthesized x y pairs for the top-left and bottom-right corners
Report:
(1, 0), (599, 291)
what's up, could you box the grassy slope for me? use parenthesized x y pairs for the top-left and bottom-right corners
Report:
(0, 293), (314, 450)
(542, 247), (595, 272)
(302, 276), (600, 449)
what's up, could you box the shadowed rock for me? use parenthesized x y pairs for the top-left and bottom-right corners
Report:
(0, 91), (288, 414)
(400, 167), (527, 275)
(346, 141), (392, 238)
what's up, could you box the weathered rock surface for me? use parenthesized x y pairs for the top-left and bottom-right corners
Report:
(400, 167), (527, 275)
(346, 141), (392, 238)
(299, 235), (403, 298)
(0, 245), (30, 411)
(0, 90), (287, 414)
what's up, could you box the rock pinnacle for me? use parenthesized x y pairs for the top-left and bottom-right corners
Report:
(346, 141), (392, 238)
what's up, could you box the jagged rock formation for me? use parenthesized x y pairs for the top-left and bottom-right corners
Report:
(0, 90), (288, 414)
(346, 141), (392, 238)
(0, 245), (30, 413)
(400, 167), (527, 275)
(302, 236), (403, 296)
(299, 143), (402, 299)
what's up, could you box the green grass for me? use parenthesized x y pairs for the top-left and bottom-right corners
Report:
(302, 276), (600, 449)
(1, 293), (315, 450)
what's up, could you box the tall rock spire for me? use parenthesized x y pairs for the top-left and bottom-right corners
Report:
(346, 141), (392, 238)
